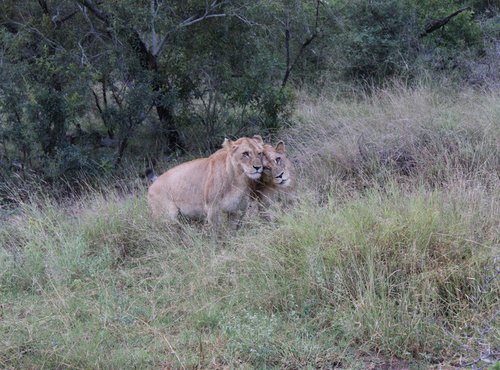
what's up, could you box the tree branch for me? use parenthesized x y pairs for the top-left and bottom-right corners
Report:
(281, 0), (321, 88)
(54, 10), (79, 29)
(8, 21), (65, 51)
(2, 22), (19, 34)
(282, 21), (291, 88)
(76, 0), (112, 25)
(153, 1), (227, 57)
(91, 89), (103, 115)
(420, 7), (471, 38)
(38, 0), (50, 16)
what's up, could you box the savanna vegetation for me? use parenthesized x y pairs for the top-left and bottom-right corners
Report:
(1, 0), (499, 368)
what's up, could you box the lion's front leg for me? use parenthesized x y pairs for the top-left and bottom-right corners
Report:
(256, 189), (276, 222)
(228, 209), (246, 231)
(206, 206), (222, 231)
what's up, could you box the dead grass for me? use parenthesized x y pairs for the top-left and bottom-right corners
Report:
(287, 83), (499, 195)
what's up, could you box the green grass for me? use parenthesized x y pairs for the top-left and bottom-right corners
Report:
(1, 86), (499, 369)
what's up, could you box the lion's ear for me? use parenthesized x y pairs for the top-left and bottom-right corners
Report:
(252, 135), (264, 144)
(222, 138), (232, 149)
(275, 141), (285, 153)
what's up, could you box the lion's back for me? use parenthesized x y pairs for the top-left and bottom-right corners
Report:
(148, 157), (210, 219)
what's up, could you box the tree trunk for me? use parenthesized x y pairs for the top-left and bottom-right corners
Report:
(115, 137), (128, 168)
(79, 1), (184, 153)
(155, 102), (182, 151)
(126, 30), (183, 152)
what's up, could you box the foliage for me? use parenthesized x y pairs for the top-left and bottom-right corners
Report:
(336, 0), (419, 80)
(0, 0), (498, 186)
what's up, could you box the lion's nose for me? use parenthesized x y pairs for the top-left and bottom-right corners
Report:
(254, 165), (262, 173)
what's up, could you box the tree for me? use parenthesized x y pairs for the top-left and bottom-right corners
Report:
(1, 0), (494, 186)
(1, 0), (89, 176)
(74, 0), (234, 151)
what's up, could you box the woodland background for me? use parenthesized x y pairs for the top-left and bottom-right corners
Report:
(0, 1), (499, 369)
(1, 0), (498, 189)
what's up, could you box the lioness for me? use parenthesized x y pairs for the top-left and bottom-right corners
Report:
(252, 141), (296, 215)
(148, 136), (264, 230)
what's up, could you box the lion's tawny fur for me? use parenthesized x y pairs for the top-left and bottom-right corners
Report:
(252, 141), (296, 208)
(148, 136), (264, 230)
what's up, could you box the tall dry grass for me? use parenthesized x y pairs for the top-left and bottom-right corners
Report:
(0, 85), (498, 369)
(287, 83), (499, 195)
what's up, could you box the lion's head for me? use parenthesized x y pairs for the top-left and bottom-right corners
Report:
(223, 136), (264, 180)
(262, 141), (295, 188)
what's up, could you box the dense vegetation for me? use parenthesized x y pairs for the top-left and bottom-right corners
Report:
(0, 0), (498, 184)
(0, 0), (499, 368)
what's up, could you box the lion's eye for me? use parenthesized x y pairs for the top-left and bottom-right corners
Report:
(275, 157), (281, 164)
(242, 151), (250, 157)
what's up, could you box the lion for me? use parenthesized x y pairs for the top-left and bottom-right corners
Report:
(252, 141), (296, 217)
(147, 136), (264, 230)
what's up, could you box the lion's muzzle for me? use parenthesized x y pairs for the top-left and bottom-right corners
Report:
(274, 171), (289, 185)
